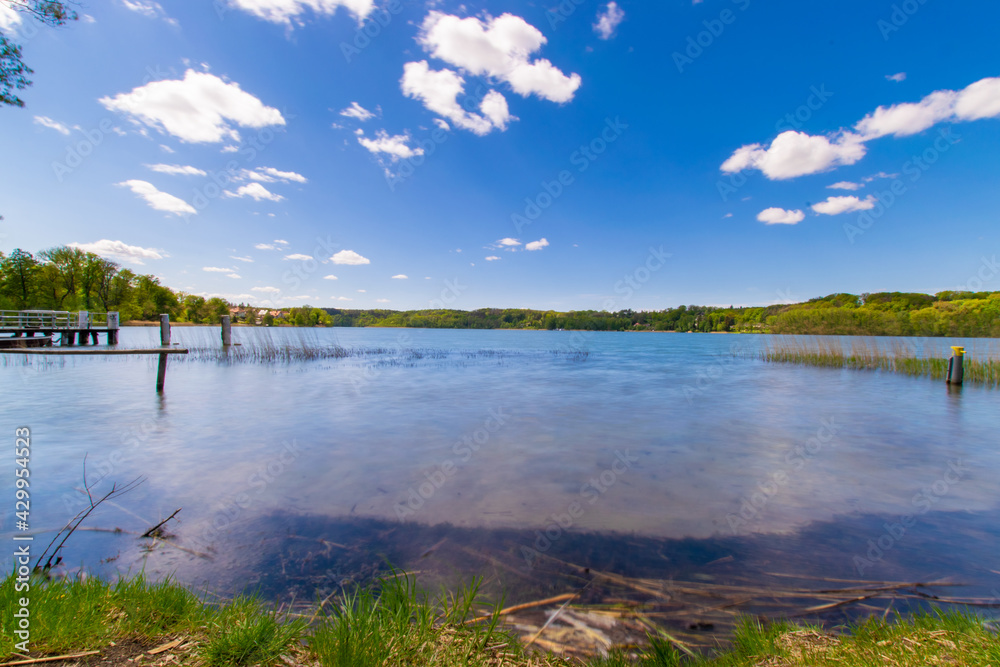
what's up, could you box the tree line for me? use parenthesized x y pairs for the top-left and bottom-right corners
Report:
(3, 246), (998, 336)
(0, 246), (228, 323)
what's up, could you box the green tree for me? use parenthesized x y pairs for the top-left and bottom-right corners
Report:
(1, 1), (78, 107)
(0, 248), (40, 308)
(38, 246), (83, 309)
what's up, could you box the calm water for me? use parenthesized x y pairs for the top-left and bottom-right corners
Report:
(2, 327), (999, 615)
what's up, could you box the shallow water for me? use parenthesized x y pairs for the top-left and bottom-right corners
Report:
(2, 327), (998, 619)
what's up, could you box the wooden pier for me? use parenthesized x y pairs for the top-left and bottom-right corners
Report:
(0, 310), (120, 346)
(1, 312), (186, 391)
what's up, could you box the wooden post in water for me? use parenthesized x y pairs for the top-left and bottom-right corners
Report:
(156, 314), (171, 392)
(221, 315), (232, 346)
(107, 312), (119, 345)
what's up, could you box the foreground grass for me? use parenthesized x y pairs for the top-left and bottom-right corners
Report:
(2, 573), (998, 666)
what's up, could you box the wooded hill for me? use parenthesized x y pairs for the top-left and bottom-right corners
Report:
(2, 246), (997, 336)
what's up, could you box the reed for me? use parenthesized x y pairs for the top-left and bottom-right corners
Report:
(755, 336), (1000, 388)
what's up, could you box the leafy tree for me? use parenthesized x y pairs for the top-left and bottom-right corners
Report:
(1, 1), (78, 107)
(0, 248), (39, 308)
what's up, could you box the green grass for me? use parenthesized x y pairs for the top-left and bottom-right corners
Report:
(755, 337), (1000, 388)
(3, 572), (999, 666)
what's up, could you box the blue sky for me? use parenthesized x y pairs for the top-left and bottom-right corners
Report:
(1, 0), (999, 311)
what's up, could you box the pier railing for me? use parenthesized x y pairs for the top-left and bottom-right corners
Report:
(0, 310), (118, 330)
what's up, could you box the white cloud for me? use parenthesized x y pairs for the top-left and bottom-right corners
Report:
(241, 167), (307, 183)
(433, 118), (450, 131)
(525, 238), (549, 251)
(159, 144), (175, 153)
(863, 171), (898, 182)
(485, 256), (501, 261)
(391, 274), (408, 279)
(827, 181), (863, 191)
(954, 77), (1000, 121)
(145, 163), (207, 176)
(225, 182), (284, 202)
(33, 116), (71, 135)
(334, 296), (353, 301)
(757, 208), (805, 225)
(340, 102), (374, 121)
(117, 179), (196, 216)
(255, 243), (277, 250)
(120, 0), (178, 26)
(221, 145), (239, 153)
(226, 273), (241, 279)
(99, 69), (285, 143)
(231, 255), (254, 262)
(357, 129), (424, 160)
(275, 239), (289, 245)
(284, 253), (314, 261)
(723, 77), (1000, 180)
(886, 72), (906, 83)
(496, 237), (521, 247)
(357, 289), (366, 292)
(479, 90), (513, 131)
(252, 286), (281, 293)
(401, 61), (498, 135)
(203, 266), (235, 272)
(418, 12), (581, 104)
(376, 298), (390, 303)
(811, 195), (877, 216)
(593, 2), (624, 40)
(721, 130), (867, 180)
(331, 250), (370, 265)
(67, 239), (164, 265)
(855, 90), (957, 139)
(323, 274), (338, 280)
(225, 0), (374, 25)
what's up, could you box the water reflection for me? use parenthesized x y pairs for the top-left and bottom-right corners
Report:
(1, 327), (998, 632)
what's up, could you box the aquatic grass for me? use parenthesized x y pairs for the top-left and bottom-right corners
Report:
(754, 336), (1000, 387)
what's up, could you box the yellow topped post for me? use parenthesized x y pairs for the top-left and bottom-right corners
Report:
(947, 346), (965, 385)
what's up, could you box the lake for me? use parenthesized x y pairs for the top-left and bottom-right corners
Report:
(3, 327), (999, 636)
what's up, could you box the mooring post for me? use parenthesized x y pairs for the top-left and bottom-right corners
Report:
(946, 345), (965, 385)
(157, 314), (171, 392)
(107, 312), (119, 345)
(221, 315), (232, 346)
